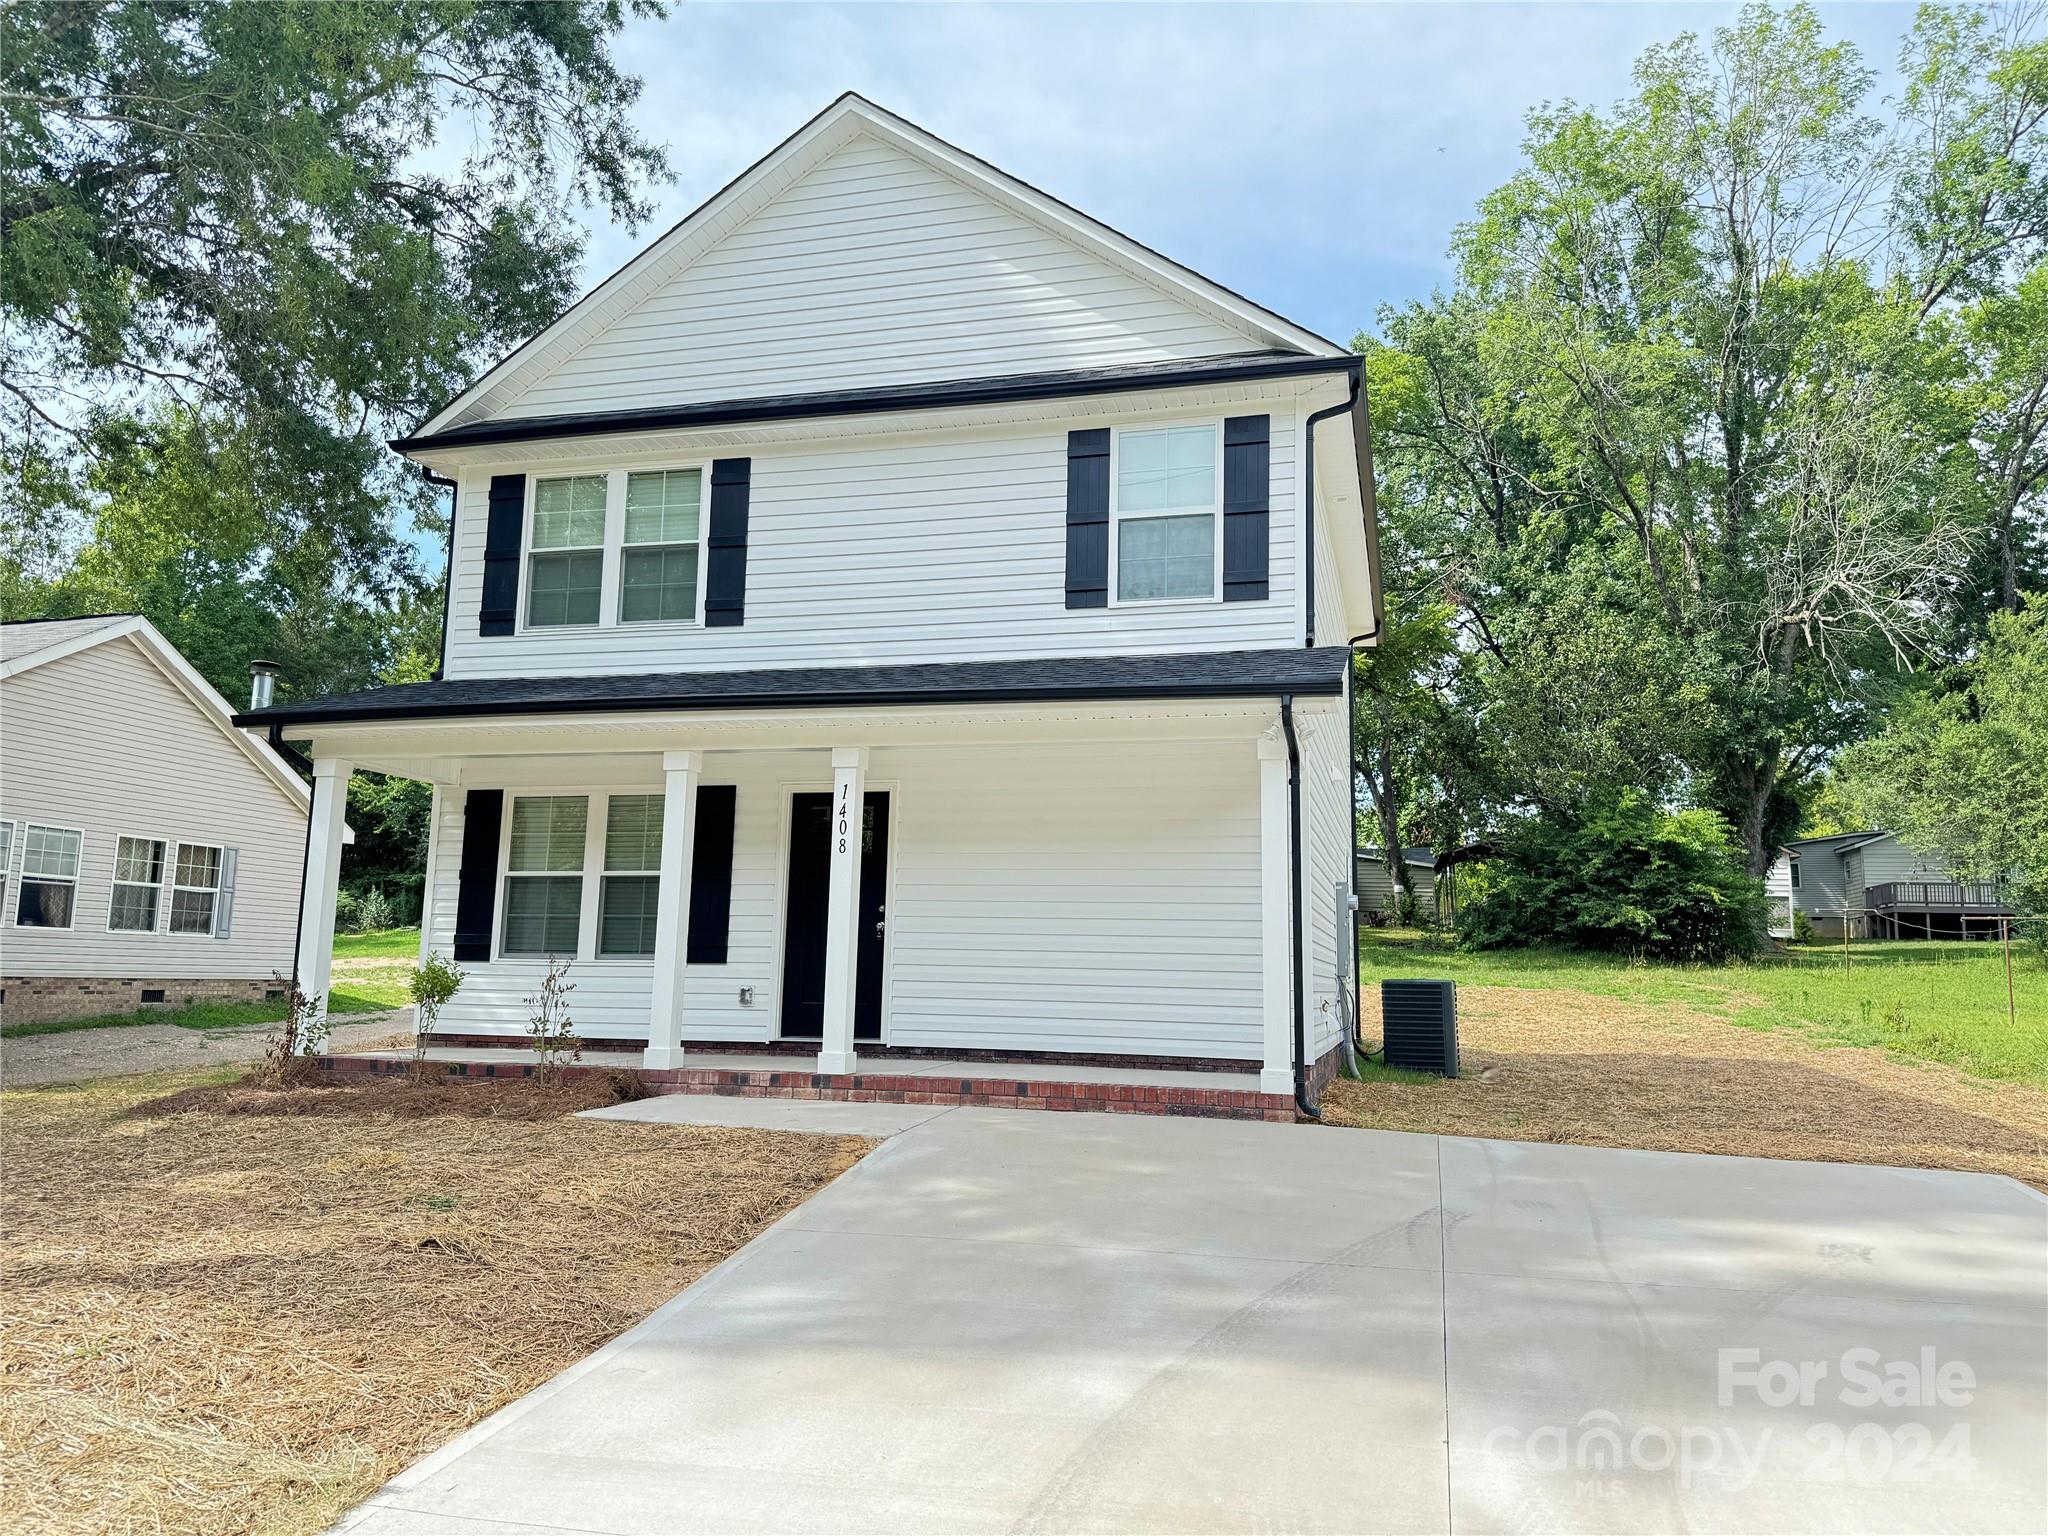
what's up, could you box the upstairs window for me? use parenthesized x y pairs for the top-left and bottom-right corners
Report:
(1113, 423), (1219, 603)
(109, 836), (166, 932)
(526, 475), (607, 628)
(502, 795), (587, 956)
(599, 794), (663, 955)
(170, 843), (222, 934)
(17, 823), (78, 928)
(620, 469), (703, 624)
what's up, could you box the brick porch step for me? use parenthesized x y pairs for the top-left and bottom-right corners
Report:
(316, 1053), (1300, 1123)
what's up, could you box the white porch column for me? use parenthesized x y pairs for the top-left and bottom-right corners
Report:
(1256, 731), (1294, 1096)
(643, 750), (701, 1071)
(817, 746), (868, 1077)
(297, 756), (352, 1031)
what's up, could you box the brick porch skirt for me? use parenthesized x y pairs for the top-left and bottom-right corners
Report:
(318, 1054), (1305, 1123)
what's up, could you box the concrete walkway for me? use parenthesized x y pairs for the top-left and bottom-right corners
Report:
(339, 1110), (2048, 1535)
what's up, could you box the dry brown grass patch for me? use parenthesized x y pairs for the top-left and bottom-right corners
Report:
(1326, 985), (2048, 1191)
(0, 1069), (871, 1536)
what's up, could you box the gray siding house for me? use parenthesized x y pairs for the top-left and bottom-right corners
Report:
(1769, 832), (2012, 940)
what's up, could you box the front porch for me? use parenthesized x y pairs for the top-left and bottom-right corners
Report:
(258, 657), (1358, 1108)
(316, 1046), (1302, 1122)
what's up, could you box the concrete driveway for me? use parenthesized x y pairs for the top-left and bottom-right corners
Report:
(340, 1108), (2048, 1535)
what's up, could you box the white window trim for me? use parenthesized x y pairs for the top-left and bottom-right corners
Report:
(1107, 418), (1225, 608)
(617, 463), (710, 629)
(519, 471), (611, 633)
(516, 463), (712, 635)
(597, 792), (666, 958)
(104, 832), (168, 935)
(169, 840), (224, 937)
(0, 817), (17, 929)
(16, 821), (85, 932)
(495, 791), (602, 963)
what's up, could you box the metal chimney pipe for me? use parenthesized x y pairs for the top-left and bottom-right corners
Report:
(248, 660), (281, 710)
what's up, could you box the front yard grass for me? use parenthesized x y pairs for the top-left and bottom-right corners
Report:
(0, 1066), (870, 1536)
(0, 928), (422, 1039)
(1327, 931), (2048, 1191)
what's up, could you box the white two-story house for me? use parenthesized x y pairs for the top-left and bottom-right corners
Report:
(241, 96), (1381, 1113)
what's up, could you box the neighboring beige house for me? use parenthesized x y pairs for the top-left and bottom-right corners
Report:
(0, 615), (343, 1024)
(1355, 847), (1448, 921)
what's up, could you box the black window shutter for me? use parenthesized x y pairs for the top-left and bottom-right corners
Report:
(480, 475), (525, 636)
(685, 785), (737, 964)
(1222, 415), (1270, 602)
(1065, 428), (1110, 609)
(452, 789), (503, 962)
(704, 458), (751, 627)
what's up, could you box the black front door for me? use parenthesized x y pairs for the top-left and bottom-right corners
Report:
(779, 791), (890, 1040)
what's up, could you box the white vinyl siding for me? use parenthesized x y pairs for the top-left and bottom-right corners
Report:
(0, 637), (306, 978)
(1298, 698), (1351, 1064)
(493, 134), (1257, 421)
(441, 401), (1300, 680)
(423, 738), (1265, 1060)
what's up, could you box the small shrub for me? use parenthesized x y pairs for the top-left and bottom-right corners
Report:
(524, 957), (581, 1082)
(1456, 793), (1771, 962)
(1792, 909), (1815, 943)
(408, 951), (465, 1077)
(258, 973), (327, 1085)
(333, 889), (363, 933)
(355, 886), (398, 933)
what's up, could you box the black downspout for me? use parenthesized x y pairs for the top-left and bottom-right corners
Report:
(1280, 695), (1319, 1120)
(1301, 363), (1362, 648)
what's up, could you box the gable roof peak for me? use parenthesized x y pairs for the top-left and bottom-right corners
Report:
(406, 94), (1344, 444)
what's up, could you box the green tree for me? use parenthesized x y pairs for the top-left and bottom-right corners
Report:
(1358, 3), (2044, 880)
(1840, 596), (2048, 913)
(2, 0), (669, 696)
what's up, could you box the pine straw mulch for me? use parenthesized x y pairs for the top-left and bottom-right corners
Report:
(1324, 985), (2048, 1192)
(0, 1066), (872, 1536)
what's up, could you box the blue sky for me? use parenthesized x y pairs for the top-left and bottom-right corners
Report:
(559, 1), (1918, 346)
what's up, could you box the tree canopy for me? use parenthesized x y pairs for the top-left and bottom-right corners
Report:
(1359, 1), (2048, 891)
(1, 0), (669, 701)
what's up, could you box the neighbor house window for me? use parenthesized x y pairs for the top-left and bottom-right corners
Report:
(109, 836), (166, 932)
(1113, 423), (1219, 602)
(526, 475), (607, 627)
(17, 824), (83, 928)
(620, 469), (702, 624)
(502, 795), (587, 956)
(1788, 861), (1802, 889)
(599, 794), (663, 955)
(170, 843), (222, 934)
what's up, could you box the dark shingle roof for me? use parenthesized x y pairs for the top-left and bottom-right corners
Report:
(392, 352), (1357, 453)
(237, 648), (1352, 728)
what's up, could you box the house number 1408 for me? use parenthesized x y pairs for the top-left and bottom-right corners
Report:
(837, 784), (850, 854)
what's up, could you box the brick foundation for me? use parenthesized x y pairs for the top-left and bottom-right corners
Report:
(419, 1033), (1261, 1073)
(320, 1053), (1303, 1123)
(0, 975), (278, 1026)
